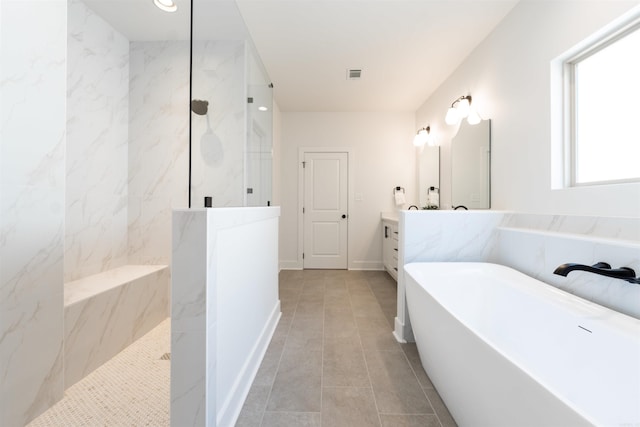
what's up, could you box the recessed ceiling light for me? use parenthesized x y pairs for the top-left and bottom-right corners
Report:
(154, 0), (177, 13)
(258, 106), (268, 112)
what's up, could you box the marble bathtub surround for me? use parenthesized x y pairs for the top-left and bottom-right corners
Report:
(396, 211), (640, 342)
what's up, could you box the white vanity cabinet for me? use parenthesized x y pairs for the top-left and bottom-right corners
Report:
(381, 217), (399, 280)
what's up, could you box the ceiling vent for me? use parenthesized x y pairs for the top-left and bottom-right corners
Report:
(347, 69), (362, 80)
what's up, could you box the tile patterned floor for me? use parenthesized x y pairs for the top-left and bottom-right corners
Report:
(27, 269), (457, 427)
(237, 269), (458, 427)
(27, 318), (171, 426)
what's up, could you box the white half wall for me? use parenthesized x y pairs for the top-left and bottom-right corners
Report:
(171, 207), (280, 427)
(279, 112), (416, 270)
(415, 1), (640, 217)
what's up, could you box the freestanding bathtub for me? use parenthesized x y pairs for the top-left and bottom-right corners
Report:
(404, 262), (640, 427)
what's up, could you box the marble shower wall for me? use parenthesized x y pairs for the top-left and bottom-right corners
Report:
(128, 40), (247, 264)
(128, 41), (190, 265)
(190, 41), (246, 208)
(0, 1), (67, 425)
(65, 0), (130, 282)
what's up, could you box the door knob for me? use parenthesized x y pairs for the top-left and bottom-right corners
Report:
(342, 214), (347, 219)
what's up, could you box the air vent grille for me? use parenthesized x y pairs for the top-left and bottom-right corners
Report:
(347, 69), (362, 80)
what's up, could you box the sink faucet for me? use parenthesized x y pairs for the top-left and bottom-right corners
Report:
(553, 262), (640, 284)
(453, 205), (468, 210)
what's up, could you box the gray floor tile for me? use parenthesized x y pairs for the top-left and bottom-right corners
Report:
(424, 388), (458, 427)
(321, 387), (381, 427)
(266, 349), (322, 412)
(365, 351), (433, 414)
(252, 342), (285, 387)
(379, 414), (441, 427)
(358, 331), (402, 353)
(235, 385), (271, 427)
(351, 301), (386, 318)
(355, 314), (392, 334)
(323, 337), (370, 387)
(400, 343), (434, 390)
(324, 311), (358, 339)
(243, 269), (458, 427)
(285, 315), (324, 352)
(261, 411), (321, 427)
(302, 270), (326, 280)
(324, 295), (352, 311)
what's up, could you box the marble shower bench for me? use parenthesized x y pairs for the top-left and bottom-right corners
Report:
(63, 265), (170, 388)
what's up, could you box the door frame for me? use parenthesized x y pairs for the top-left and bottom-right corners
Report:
(298, 147), (354, 269)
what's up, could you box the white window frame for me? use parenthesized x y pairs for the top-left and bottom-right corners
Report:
(563, 19), (640, 187)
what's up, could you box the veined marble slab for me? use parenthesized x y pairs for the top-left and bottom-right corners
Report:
(64, 265), (169, 388)
(64, 265), (167, 306)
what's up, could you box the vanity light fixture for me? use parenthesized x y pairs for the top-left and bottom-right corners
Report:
(413, 126), (436, 147)
(445, 95), (481, 125)
(154, 0), (177, 13)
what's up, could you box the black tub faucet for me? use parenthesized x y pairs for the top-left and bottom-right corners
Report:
(553, 262), (640, 284)
(408, 205), (419, 210)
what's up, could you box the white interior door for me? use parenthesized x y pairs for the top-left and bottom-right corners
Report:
(303, 152), (348, 269)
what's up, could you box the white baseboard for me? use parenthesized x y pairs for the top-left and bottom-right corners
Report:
(394, 317), (408, 343)
(349, 260), (384, 271)
(217, 301), (281, 427)
(279, 260), (302, 270)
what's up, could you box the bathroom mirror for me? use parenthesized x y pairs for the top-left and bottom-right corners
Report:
(451, 119), (491, 209)
(418, 145), (440, 208)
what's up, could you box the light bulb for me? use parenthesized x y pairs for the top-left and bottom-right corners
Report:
(413, 128), (428, 146)
(426, 133), (436, 146)
(457, 97), (470, 118)
(445, 107), (459, 125)
(467, 108), (481, 125)
(154, 0), (177, 13)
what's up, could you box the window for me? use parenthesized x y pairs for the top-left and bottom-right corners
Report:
(566, 21), (640, 186)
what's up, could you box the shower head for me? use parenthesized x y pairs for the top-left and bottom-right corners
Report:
(191, 99), (209, 115)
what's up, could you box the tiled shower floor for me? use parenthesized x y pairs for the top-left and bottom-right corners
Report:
(28, 318), (171, 426)
(28, 270), (457, 427)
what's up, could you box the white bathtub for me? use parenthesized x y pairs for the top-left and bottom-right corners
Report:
(404, 262), (640, 427)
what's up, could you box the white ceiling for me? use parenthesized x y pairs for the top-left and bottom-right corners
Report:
(82, 0), (519, 112)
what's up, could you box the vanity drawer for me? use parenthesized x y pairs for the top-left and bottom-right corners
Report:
(382, 219), (399, 281)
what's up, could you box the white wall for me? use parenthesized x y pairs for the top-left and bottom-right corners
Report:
(0, 1), (66, 425)
(66, 0), (129, 281)
(279, 112), (416, 270)
(415, 1), (640, 217)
